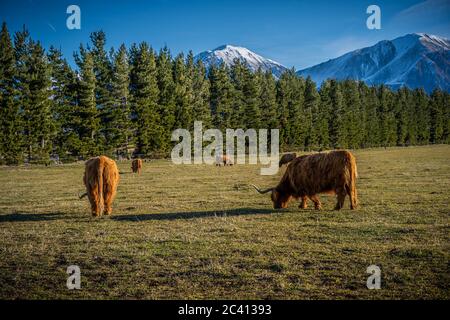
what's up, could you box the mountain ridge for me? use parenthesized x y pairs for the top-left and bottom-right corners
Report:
(194, 44), (288, 78)
(296, 33), (450, 93)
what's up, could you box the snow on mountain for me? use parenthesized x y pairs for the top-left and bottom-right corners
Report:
(195, 45), (288, 78)
(296, 33), (450, 93)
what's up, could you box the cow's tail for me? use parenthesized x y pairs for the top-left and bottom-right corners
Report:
(97, 158), (105, 212)
(348, 153), (358, 209)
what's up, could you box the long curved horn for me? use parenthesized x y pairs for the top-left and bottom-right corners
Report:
(250, 184), (274, 194)
(79, 192), (87, 199)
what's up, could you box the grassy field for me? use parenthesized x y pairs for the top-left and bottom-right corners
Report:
(0, 145), (449, 299)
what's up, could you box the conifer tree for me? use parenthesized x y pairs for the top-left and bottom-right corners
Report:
(258, 70), (278, 130)
(0, 22), (22, 164)
(76, 50), (100, 157)
(341, 80), (362, 149)
(329, 79), (346, 148)
(111, 44), (132, 158)
(173, 53), (193, 130)
(209, 63), (233, 130)
(48, 46), (78, 160)
(241, 65), (261, 129)
(157, 46), (176, 152)
(18, 40), (54, 163)
(362, 85), (380, 147)
(129, 43), (161, 156)
(378, 85), (397, 147)
(412, 89), (430, 144)
(89, 31), (113, 152)
(304, 76), (319, 149)
(317, 80), (332, 149)
(191, 59), (211, 128)
(429, 89), (445, 143)
(229, 59), (246, 128)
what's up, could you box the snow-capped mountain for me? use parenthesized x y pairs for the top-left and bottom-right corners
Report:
(195, 45), (288, 78)
(297, 33), (450, 93)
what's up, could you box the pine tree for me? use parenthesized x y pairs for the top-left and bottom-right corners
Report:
(209, 63), (233, 130)
(48, 46), (78, 160)
(21, 41), (54, 163)
(430, 89), (445, 144)
(89, 31), (113, 153)
(394, 87), (409, 145)
(276, 70), (305, 148)
(329, 79), (346, 148)
(0, 22), (22, 164)
(362, 85), (380, 147)
(241, 65), (261, 129)
(229, 59), (246, 128)
(412, 89), (430, 144)
(341, 80), (362, 149)
(258, 70), (278, 130)
(76, 50), (100, 158)
(304, 76), (319, 149)
(191, 59), (211, 128)
(317, 80), (332, 149)
(443, 92), (450, 143)
(129, 42), (161, 156)
(111, 44), (132, 158)
(157, 46), (176, 152)
(378, 85), (397, 147)
(173, 53), (193, 130)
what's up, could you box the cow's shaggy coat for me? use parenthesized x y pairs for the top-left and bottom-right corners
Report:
(131, 159), (143, 174)
(254, 150), (358, 210)
(278, 152), (297, 167)
(82, 156), (119, 216)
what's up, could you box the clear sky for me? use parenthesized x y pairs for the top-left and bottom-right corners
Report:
(1, 0), (449, 70)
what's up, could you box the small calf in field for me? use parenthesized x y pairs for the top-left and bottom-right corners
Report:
(215, 154), (234, 166)
(131, 159), (143, 174)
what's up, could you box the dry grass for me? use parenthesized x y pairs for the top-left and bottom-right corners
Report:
(0, 145), (449, 299)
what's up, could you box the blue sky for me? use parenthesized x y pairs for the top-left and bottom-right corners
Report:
(1, 0), (449, 69)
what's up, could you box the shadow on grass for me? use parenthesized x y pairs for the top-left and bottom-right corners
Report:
(0, 212), (69, 222)
(112, 207), (279, 222)
(0, 208), (279, 223)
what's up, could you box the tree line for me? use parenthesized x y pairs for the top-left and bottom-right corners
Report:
(0, 23), (449, 164)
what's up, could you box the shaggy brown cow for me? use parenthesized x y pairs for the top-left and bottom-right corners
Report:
(279, 152), (297, 167)
(131, 159), (143, 174)
(252, 150), (358, 210)
(80, 155), (120, 216)
(215, 154), (234, 166)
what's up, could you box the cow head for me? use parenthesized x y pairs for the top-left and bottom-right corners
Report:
(251, 184), (292, 209)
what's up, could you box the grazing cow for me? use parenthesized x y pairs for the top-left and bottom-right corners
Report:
(215, 154), (234, 166)
(80, 155), (120, 216)
(279, 152), (297, 167)
(252, 150), (358, 210)
(131, 159), (143, 174)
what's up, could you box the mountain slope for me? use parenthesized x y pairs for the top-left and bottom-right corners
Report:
(195, 45), (288, 78)
(296, 33), (450, 93)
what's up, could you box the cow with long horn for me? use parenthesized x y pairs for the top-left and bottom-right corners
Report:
(252, 150), (358, 210)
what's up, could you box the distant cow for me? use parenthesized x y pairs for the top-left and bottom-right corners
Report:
(215, 154), (234, 166)
(279, 152), (297, 167)
(131, 159), (143, 174)
(80, 155), (120, 217)
(252, 150), (358, 210)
